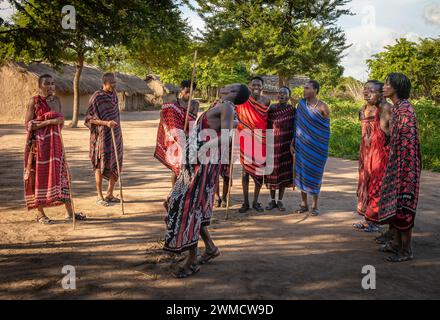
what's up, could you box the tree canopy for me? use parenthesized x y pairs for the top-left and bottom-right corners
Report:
(367, 38), (440, 102)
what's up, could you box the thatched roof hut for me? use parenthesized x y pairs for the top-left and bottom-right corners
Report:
(0, 61), (156, 122)
(259, 75), (309, 100)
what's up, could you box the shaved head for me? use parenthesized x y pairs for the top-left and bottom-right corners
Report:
(102, 72), (115, 84)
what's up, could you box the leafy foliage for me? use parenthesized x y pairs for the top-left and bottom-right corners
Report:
(327, 96), (440, 171)
(367, 38), (440, 102)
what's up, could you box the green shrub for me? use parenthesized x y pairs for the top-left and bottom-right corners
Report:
(325, 96), (440, 172)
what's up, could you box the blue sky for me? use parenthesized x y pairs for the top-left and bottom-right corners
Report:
(2, 0), (439, 81)
(181, 0), (440, 81)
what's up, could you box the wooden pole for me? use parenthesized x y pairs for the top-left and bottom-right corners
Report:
(184, 50), (198, 133)
(111, 127), (125, 215)
(58, 125), (76, 230)
(225, 130), (236, 220)
(292, 152), (296, 191)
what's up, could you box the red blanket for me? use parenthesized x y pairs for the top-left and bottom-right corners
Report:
(154, 101), (197, 176)
(378, 100), (421, 230)
(236, 97), (269, 184)
(265, 103), (295, 189)
(84, 90), (122, 180)
(357, 109), (389, 222)
(24, 96), (70, 210)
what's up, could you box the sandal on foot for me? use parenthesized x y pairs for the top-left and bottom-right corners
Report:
(253, 202), (264, 212)
(173, 264), (200, 279)
(65, 212), (87, 221)
(277, 201), (286, 211)
(375, 234), (389, 244)
(221, 199), (227, 208)
(198, 247), (221, 265)
(238, 203), (250, 213)
(295, 205), (309, 214)
(105, 196), (120, 203)
(386, 251), (414, 262)
(36, 216), (54, 225)
(379, 242), (398, 254)
(97, 199), (110, 207)
(363, 223), (380, 233)
(311, 208), (320, 216)
(265, 201), (277, 210)
(215, 197), (222, 208)
(353, 221), (368, 230)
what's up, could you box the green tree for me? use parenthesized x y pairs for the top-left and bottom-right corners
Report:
(159, 46), (250, 101)
(367, 38), (440, 102)
(0, 0), (189, 126)
(189, 0), (352, 86)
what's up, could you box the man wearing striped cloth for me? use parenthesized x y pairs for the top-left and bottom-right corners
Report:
(236, 76), (270, 213)
(291, 80), (330, 216)
(85, 73), (123, 207)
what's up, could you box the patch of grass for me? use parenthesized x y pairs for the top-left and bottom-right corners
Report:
(326, 96), (440, 172)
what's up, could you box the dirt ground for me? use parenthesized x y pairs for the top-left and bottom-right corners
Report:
(0, 111), (439, 300)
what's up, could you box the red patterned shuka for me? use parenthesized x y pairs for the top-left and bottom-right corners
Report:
(378, 100), (422, 231)
(24, 96), (70, 210)
(357, 107), (389, 222)
(154, 101), (197, 176)
(84, 89), (123, 180)
(236, 97), (269, 185)
(264, 103), (296, 189)
(164, 106), (222, 253)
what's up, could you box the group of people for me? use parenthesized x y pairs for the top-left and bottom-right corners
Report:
(155, 76), (333, 278)
(23, 69), (421, 280)
(24, 72), (123, 224)
(354, 73), (421, 263)
(155, 73), (421, 277)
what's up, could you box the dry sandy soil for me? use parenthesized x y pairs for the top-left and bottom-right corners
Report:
(0, 111), (439, 299)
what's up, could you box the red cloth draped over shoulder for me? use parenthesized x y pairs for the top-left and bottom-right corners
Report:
(154, 101), (197, 176)
(236, 97), (269, 184)
(24, 96), (70, 210)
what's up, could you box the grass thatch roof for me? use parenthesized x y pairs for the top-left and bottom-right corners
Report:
(261, 75), (310, 92)
(9, 61), (153, 95)
(164, 83), (179, 94)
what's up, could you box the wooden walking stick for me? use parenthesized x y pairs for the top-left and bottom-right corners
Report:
(183, 50), (198, 133)
(292, 152), (296, 191)
(111, 127), (125, 215)
(225, 130), (236, 220)
(58, 125), (76, 230)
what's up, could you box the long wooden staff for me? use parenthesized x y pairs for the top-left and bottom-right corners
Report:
(111, 127), (125, 215)
(292, 152), (296, 191)
(58, 124), (76, 230)
(183, 50), (198, 133)
(225, 130), (236, 220)
(292, 98), (297, 191)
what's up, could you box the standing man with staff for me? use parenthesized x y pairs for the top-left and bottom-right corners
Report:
(24, 74), (85, 224)
(85, 73), (123, 207)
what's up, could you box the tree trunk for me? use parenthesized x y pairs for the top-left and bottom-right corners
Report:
(278, 73), (287, 87)
(70, 55), (84, 128)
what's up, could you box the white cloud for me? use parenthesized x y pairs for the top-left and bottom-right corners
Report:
(423, 3), (440, 25)
(339, 0), (438, 80)
(342, 25), (398, 80)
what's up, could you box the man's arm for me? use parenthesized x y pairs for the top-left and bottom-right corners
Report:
(25, 98), (62, 130)
(380, 103), (392, 135)
(89, 118), (117, 128)
(221, 101), (235, 131)
(319, 102), (330, 119)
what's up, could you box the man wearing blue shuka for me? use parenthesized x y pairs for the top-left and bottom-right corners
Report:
(290, 80), (330, 216)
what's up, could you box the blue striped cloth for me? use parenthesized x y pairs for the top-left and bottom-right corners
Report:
(294, 99), (330, 195)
